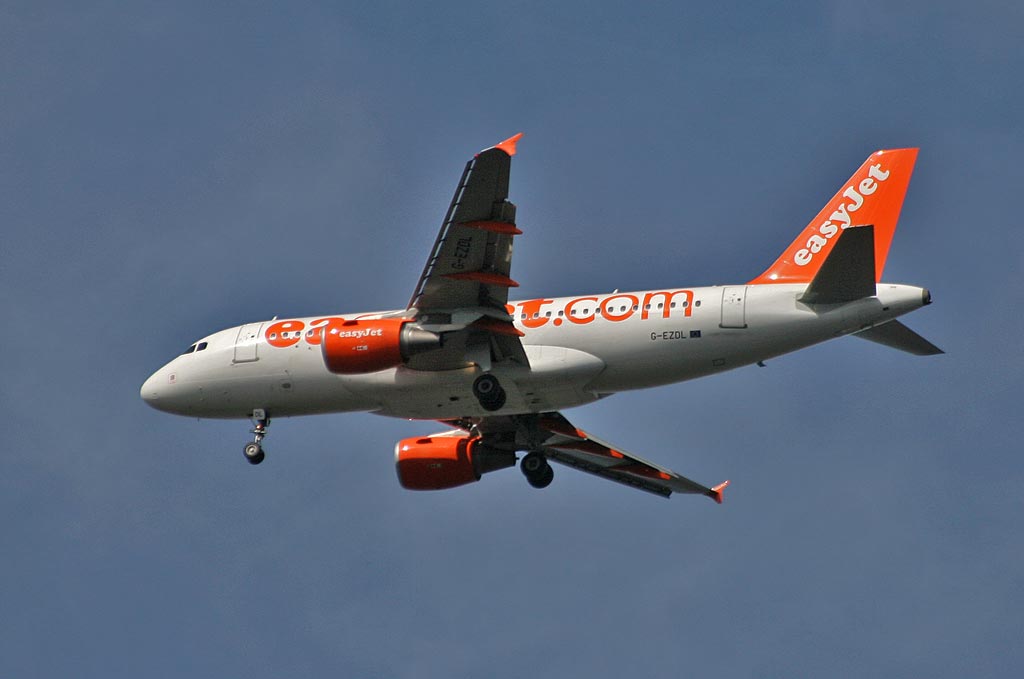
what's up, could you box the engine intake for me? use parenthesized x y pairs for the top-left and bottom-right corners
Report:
(395, 435), (516, 490)
(321, 319), (440, 374)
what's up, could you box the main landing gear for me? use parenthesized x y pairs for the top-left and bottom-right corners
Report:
(520, 451), (554, 489)
(243, 409), (269, 465)
(472, 373), (506, 412)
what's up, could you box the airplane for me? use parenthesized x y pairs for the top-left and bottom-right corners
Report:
(140, 134), (941, 502)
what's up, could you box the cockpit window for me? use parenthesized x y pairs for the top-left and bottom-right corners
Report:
(182, 344), (196, 355)
(196, 342), (208, 351)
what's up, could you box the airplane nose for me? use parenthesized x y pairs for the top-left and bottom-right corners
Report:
(141, 365), (194, 415)
(140, 371), (163, 409)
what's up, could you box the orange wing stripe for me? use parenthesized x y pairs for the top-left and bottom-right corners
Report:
(550, 440), (622, 458)
(461, 220), (522, 235)
(537, 416), (586, 439)
(610, 462), (671, 480)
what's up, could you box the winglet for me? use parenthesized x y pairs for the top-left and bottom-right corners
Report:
(493, 132), (524, 157)
(710, 480), (730, 504)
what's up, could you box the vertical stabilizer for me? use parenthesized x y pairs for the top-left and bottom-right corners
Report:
(749, 148), (918, 285)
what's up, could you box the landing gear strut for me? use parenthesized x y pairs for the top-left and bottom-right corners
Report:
(244, 409), (269, 465)
(472, 373), (506, 412)
(520, 451), (554, 489)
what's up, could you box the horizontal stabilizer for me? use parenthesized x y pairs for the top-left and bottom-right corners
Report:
(854, 320), (944, 355)
(800, 225), (876, 304)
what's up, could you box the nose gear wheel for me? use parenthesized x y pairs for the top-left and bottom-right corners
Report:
(244, 409), (270, 465)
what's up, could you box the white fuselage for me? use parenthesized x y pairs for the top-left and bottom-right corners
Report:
(140, 282), (929, 421)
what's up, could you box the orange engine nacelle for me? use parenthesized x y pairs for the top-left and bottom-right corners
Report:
(395, 435), (516, 491)
(321, 319), (440, 374)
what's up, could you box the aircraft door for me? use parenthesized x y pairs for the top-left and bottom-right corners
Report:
(720, 287), (748, 329)
(233, 323), (264, 363)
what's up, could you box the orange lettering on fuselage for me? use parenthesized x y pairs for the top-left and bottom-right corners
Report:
(265, 319), (307, 348)
(518, 299), (555, 328)
(640, 290), (693, 320)
(512, 290), (695, 329)
(565, 296), (598, 325)
(263, 290), (696, 348)
(265, 317), (347, 348)
(601, 294), (639, 322)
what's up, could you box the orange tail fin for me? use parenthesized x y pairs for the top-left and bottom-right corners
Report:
(749, 148), (918, 285)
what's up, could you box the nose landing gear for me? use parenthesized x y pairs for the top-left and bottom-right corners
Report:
(244, 409), (269, 465)
(520, 451), (554, 489)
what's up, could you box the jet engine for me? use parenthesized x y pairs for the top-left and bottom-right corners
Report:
(321, 319), (440, 374)
(395, 435), (516, 490)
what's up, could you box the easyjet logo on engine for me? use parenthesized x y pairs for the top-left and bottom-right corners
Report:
(334, 328), (383, 339)
(794, 162), (890, 267)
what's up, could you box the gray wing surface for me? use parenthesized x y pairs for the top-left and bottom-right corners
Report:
(406, 134), (528, 369)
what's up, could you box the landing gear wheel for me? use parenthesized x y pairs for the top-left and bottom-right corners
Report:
(527, 463), (554, 489)
(521, 451), (546, 475)
(243, 442), (265, 465)
(472, 374), (506, 412)
(244, 409), (270, 465)
(521, 452), (554, 489)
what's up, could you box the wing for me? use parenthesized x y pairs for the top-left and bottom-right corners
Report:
(537, 413), (730, 500)
(406, 134), (527, 369)
(444, 412), (730, 501)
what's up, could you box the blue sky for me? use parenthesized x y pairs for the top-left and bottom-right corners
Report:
(2, 2), (1021, 676)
